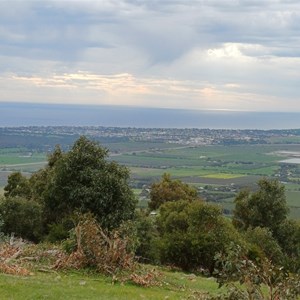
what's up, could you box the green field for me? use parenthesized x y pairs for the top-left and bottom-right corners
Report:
(2, 142), (300, 219)
(0, 150), (46, 166)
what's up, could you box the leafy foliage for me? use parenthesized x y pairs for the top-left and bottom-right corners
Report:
(244, 226), (284, 265)
(42, 136), (137, 230)
(0, 196), (43, 242)
(157, 200), (242, 272)
(214, 243), (300, 300)
(4, 172), (31, 199)
(232, 178), (300, 272)
(134, 211), (160, 264)
(3, 136), (137, 236)
(149, 173), (199, 210)
(233, 178), (289, 235)
(275, 219), (300, 272)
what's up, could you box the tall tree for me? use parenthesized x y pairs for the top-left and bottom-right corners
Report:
(233, 178), (289, 235)
(42, 136), (137, 230)
(4, 171), (31, 199)
(148, 173), (199, 210)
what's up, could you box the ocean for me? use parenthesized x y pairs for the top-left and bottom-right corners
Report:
(1, 102), (300, 129)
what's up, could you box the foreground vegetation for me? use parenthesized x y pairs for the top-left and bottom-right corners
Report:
(1, 136), (300, 299)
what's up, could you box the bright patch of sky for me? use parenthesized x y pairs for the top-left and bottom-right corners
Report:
(0, 0), (300, 111)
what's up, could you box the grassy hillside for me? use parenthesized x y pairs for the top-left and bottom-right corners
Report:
(0, 269), (224, 300)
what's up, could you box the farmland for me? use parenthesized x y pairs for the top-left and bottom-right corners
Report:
(1, 126), (300, 218)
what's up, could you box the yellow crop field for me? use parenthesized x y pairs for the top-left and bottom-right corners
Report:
(202, 173), (245, 179)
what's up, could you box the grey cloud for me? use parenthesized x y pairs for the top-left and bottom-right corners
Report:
(2, 0), (300, 65)
(0, 1), (114, 63)
(1, 0), (300, 110)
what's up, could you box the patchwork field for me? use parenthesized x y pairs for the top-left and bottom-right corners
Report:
(1, 142), (300, 219)
(115, 144), (300, 218)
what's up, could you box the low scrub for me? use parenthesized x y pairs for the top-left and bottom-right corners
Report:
(214, 243), (300, 300)
(55, 213), (136, 276)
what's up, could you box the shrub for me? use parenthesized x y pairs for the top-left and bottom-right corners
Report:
(149, 173), (199, 210)
(233, 178), (288, 235)
(275, 219), (300, 272)
(214, 243), (300, 300)
(244, 226), (284, 265)
(46, 219), (74, 243)
(0, 197), (43, 242)
(157, 200), (243, 273)
(55, 213), (136, 275)
(134, 211), (160, 264)
(0, 213), (5, 242)
(4, 172), (31, 199)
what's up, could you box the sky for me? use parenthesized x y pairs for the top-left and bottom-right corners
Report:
(0, 0), (300, 112)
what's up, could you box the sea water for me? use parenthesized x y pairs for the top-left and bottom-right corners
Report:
(1, 102), (300, 129)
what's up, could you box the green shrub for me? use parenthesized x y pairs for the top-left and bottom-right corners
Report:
(46, 221), (73, 243)
(134, 211), (160, 264)
(0, 213), (5, 242)
(38, 136), (137, 230)
(244, 226), (284, 265)
(0, 196), (43, 242)
(4, 172), (31, 199)
(149, 173), (199, 210)
(233, 178), (288, 235)
(214, 243), (300, 300)
(157, 200), (243, 273)
(276, 219), (300, 272)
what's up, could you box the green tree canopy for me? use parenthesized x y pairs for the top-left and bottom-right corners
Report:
(148, 173), (199, 210)
(5, 137), (137, 233)
(0, 196), (43, 242)
(275, 219), (300, 272)
(4, 171), (31, 199)
(244, 226), (284, 265)
(157, 200), (242, 272)
(41, 136), (137, 230)
(232, 178), (289, 235)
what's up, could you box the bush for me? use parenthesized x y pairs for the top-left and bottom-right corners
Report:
(157, 200), (243, 273)
(149, 173), (199, 210)
(46, 217), (75, 243)
(0, 213), (5, 242)
(0, 196), (43, 242)
(134, 211), (160, 264)
(4, 172), (31, 199)
(214, 243), (300, 300)
(55, 213), (136, 275)
(275, 219), (300, 272)
(233, 178), (288, 235)
(244, 226), (284, 265)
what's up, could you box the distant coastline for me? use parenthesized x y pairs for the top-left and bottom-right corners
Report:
(1, 102), (300, 130)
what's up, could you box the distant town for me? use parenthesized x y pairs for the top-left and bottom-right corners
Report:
(1, 126), (300, 150)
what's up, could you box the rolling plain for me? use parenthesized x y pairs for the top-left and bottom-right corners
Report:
(1, 126), (300, 219)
